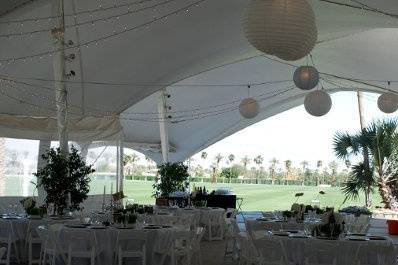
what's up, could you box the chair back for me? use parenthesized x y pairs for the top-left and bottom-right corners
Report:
(64, 228), (96, 252)
(36, 226), (57, 250)
(192, 227), (205, 249)
(26, 219), (44, 240)
(116, 230), (147, 252)
(153, 229), (175, 255)
(253, 236), (286, 264)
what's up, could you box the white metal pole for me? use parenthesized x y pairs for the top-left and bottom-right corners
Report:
(157, 89), (169, 163)
(118, 140), (124, 192)
(115, 143), (119, 192)
(37, 140), (51, 205)
(52, 0), (69, 156)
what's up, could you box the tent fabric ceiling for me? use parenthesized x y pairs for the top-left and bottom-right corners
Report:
(0, 0), (398, 161)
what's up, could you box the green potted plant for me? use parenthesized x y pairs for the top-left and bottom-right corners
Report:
(153, 162), (189, 205)
(34, 146), (95, 215)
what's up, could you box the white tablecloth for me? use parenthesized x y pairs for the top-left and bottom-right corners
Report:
(246, 219), (319, 236)
(253, 234), (396, 265)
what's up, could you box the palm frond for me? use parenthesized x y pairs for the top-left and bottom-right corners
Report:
(341, 162), (375, 203)
(333, 132), (359, 159)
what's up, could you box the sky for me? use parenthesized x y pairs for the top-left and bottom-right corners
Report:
(189, 91), (394, 170)
(5, 91), (396, 171)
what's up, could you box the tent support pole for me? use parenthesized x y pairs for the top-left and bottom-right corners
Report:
(117, 140), (124, 192)
(37, 140), (51, 205)
(52, 0), (68, 156)
(157, 89), (169, 163)
(116, 144), (119, 192)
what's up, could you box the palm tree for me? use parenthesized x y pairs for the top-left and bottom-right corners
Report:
(316, 160), (323, 186)
(328, 161), (339, 184)
(269, 158), (279, 185)
(253, 155), (264, 182)
(241, 156), (251, 178)
(300, 160), (309, 185)
(123, 153), (140, 175)
(211, 154), (223, 183)
(228, 154), (235, 164)
(284, 160), (292, 185)
(334, 119), (398, 208)
(254, 155), (264, 168)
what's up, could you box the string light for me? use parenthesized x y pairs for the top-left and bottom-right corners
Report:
(0, 76), (293, 117)
(318, 0), (398, 19)
(0, 0), (179, 39)
(0, 76), (295, 122)
(0, 0), (165, 24)
(0, 0), (208, 64)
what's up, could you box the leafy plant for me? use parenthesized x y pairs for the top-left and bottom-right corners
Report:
(153, 162), (189, 198)
(334, 119), (398, 208)
(35, 146), (95, 215)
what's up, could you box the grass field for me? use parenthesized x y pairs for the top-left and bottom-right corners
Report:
(4, 175), (381, 211)
(92, 180), (382, 211)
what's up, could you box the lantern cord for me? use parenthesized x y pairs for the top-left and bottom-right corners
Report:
(317, 0), (398, 19)
(262, 55), (398, 95)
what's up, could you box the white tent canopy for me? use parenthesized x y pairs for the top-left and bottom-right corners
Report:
(0, 0), (398, 163)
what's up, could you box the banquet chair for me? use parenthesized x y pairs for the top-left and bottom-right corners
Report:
(36, 226), (58, 265)
(115, 230), (147, 265)
(190, 227), (205, 265)
(152, 230), (176, 265)
(202, 211), (225, 241)
(252, 236), (287, 265)
(174, 214), (195, 230)
(236, 233), (261, 265)
(0, 220), (20, 265)
(173, 230), (192, 265)
(304, 240), (337, 265)
(26, 220), (44, 265)
(64, 228), (97, 265)
(224, 218), (241, 260)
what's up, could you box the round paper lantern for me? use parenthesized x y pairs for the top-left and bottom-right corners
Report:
(243, 0), (318, 61)
(304, 90), (332, 117)
(293, 66), (319, 90)
(239, 98), (260, 119)
(378, 92), (398, 113)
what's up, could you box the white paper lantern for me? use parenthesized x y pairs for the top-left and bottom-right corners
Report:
(239, 98), (260, 119)
(304, 90), (332, 117)
(378, 92), (398, 113)
(243, 0), (318, 61)
(293, 66), (319, 90)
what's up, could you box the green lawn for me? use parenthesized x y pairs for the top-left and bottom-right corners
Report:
(5, 175), (381, 211)
(91, 180), (382, 211)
